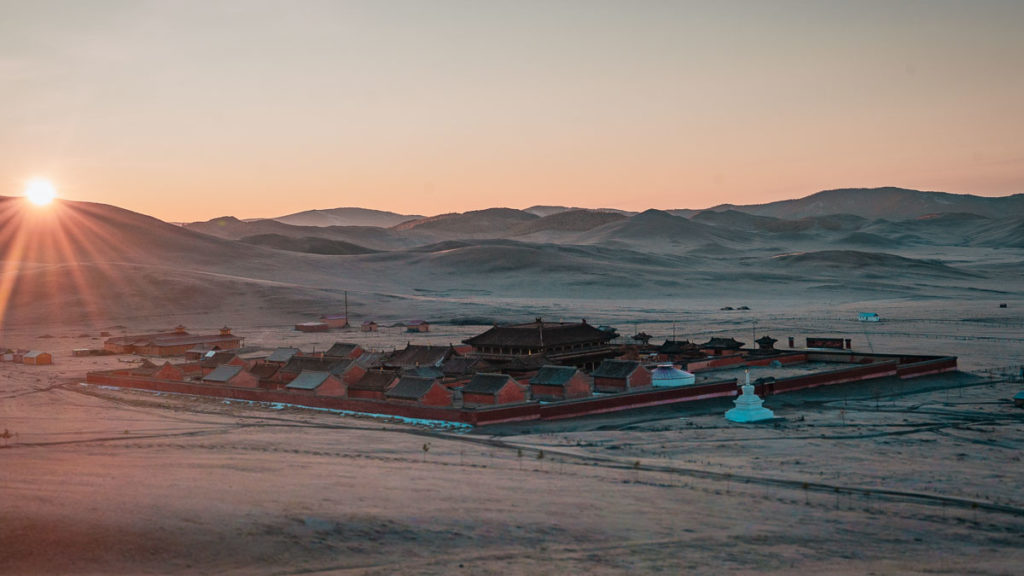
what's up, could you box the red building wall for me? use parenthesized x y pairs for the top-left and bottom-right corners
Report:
(225, 370), (260, 388)
(593, 377), (627, 393)
(315, 376), (347, 397)
(348, 388), (386, 401)
(627, 367), (652, 390)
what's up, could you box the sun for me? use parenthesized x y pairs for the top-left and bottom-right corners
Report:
(24, 179), (57, 206)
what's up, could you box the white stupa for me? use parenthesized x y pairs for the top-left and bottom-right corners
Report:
(725, 370), (775, 423)
(650, 363), (696, 387)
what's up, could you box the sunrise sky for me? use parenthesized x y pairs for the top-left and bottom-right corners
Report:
(2, 1), (1022, 222)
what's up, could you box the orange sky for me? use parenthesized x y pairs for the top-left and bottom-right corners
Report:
(2, 1), (1022, 222)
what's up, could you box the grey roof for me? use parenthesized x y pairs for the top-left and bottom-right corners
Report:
(286, 371), (332, 391)
(324, 342), (361, 358)
(385, 344), (452, 368)
(529, 365), (579, 387)
(349, 370), (399, 392)
(203, 364), (244, 383)
(592, 359), (641, 379)
(406, 365), (444, 379)
(200, 351), (239, 368)
(386, 376), (439, 400)
(442, 356), (480, 376)
(280, 356), (354, 376)
(267, 347), (301, 363)
(24, 350), (49, 358)
(462, 373), (517, 395)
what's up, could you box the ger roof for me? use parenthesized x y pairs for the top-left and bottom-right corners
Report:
(463, 319), (613, 348)
(592, 359), (641, 379)
(286, 371), (332, 391)
(203, 364), (244, 383)
(462, 373), (517, 395)
(386, 376), (438, 400)
(529, 365), (579, 386)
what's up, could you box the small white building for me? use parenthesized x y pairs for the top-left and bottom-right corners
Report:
(858, 312), (880, 322)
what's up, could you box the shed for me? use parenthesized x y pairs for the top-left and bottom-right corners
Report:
(23, 351), (52, 366)
(361, 321), (379, 332)
(591, 359), (651, 393)
(295, 321), (329, 333)
(405, 320), (430, 333)
(529, 365), (592, 401)
(461, 373), (529, 406)
(320, 314), (350, 329)
(858, 312), (881, 322)
(1014, 391), (1024, 408)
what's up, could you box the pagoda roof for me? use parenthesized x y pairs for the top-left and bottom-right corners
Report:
(464, 319), (613, 348)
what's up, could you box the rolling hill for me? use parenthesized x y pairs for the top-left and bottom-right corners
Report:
(714, 187), (1024, 220)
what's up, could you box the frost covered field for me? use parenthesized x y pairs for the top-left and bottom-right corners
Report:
(2, 310), (1023, 575)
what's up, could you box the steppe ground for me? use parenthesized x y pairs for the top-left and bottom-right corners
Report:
(2, 300), (1023, 575)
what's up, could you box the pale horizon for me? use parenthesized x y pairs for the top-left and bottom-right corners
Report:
(3, 1), (1023, 222)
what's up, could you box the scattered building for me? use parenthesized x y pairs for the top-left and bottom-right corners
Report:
(105, 325), (242, 357)
(529, 365), (592, 401)
(320, 314), (350, 329)
(460, 373), (529, 407)
(592, 359), (651, 393)
(1013, 390), (1024, 408)
(295, 321), (329, 333)
(405, 320), (430, 333)
(361, 320), (379, 332)
(22, 351), (52, 365)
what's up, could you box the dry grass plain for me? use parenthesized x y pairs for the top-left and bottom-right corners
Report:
(2, 303), (1023, 575)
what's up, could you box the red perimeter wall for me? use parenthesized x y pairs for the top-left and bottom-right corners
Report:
(86, 353), (956, 426)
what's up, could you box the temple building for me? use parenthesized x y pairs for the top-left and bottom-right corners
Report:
(462, 318), (616, 369)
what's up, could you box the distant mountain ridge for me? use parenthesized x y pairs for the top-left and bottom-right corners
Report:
(709, 187), (1024, 220)
(271, 207), (421, 228)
